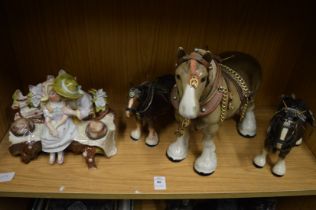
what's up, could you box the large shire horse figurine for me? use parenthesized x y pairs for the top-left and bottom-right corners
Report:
(253, 95), (315, 176)
(168, 47), (262, 175)
(126, 75), (175, 146)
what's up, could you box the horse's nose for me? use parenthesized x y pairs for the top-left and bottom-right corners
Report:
(179, 104), (198, 119)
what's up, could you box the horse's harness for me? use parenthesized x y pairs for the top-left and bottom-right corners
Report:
(171, 51), (252, 136)
(127, 82), (170, 119)
(268, 107), (305, 150)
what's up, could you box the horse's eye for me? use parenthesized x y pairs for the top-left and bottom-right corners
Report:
(201, 76), (207, 82)
(176, 74), (181, 80)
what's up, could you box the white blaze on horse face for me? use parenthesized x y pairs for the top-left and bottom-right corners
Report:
(277, 126), (289, 149)
(179, 84), (199, 119)
(126, 98), (135, 118)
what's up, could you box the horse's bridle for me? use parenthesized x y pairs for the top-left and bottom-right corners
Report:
(177, 51), (211, 68)
(177, 51), (212, 89)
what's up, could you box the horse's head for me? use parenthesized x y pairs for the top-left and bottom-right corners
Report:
(126, 85), (146, 118)
(279, 95), (315, 127)
(175, 47), (217, 119)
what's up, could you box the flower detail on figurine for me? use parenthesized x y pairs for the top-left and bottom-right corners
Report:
(90, 89), (107, 112)
(28, 83), (43, 108)
(12, 89), (27, 110)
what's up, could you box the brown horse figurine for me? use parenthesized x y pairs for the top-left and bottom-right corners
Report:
(167, 47), (262, 175)
(126, 75), (175, 146)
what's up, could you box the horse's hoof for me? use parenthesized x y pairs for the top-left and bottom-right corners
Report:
(272, 171), (284, 177)
(237, 110), (257, 138)
(146, 142), (158, 147)
(145, 135), (159, 147)
(295, 138), (303, 146)
(166, 152), (184, 163)
(130, 129), (141, 141)
(130, 135), (139, 141)
(253, 154), (266, 168)
(272, 161), (286, 177)
(194, 149), (217, 175)
(237, 129), (256, 138)
(194, 167), (215, 176)
(253, 161), (264, 168)
(166, 141), (188, 161)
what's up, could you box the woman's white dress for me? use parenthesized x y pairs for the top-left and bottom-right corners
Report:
(41, 101), (76, 153)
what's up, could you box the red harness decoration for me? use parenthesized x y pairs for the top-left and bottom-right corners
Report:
(189, 60), (199, 89)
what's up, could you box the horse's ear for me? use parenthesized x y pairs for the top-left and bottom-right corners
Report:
(177, 47), (186, 60)
(203, 51), (212, 63)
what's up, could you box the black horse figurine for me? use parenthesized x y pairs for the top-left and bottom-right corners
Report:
(253, 95), (315, 176)
(126, 75), (175, 146)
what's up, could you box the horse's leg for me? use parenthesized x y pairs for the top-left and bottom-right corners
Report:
(167, 127), (190, 162)
(272, 148), (290, 176)
(145, 121), (159, 147)
(253, 148), (268, 168)
(272, 157), (286, 177)
(238, 103), (257, 137)
(130, 119), (142, 140)
(194, 124), (218, 175)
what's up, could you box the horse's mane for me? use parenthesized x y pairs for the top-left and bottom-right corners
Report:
(130, 75), (175, 115)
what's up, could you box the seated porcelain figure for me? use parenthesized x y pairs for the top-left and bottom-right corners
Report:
(41, 89), (76, 164)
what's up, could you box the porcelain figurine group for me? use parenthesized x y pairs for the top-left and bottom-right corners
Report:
(8, 48), (314, 176)
(9, 70), (117, 168)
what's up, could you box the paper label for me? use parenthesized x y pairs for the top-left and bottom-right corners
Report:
(154, 176), (166, 190)
(0, 172), (15, 182)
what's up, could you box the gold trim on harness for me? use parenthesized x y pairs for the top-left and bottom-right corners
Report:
(220, 64), (251, 120)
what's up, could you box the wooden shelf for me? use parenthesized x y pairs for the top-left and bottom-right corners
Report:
(0, 107), (316, 199)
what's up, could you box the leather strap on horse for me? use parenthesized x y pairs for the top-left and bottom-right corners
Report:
(177, 52), (210, 69)
(171, 62), (225, 118)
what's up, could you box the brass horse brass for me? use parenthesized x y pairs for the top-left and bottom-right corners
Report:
(189, 76), (199, 89)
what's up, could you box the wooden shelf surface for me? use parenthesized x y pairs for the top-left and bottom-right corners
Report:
(0, 108), (316, 199)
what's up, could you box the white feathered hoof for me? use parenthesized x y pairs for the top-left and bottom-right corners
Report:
(145, 135), (159, 147)
(193, 151), (217, 176)
(296, 138), (303, 146)
(238, 110), (257, 138)
(166, 141), (188, 162)
(253, 154), (266, 168)
(130, 129), (141, 141)
(272, 159), (286, 177)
